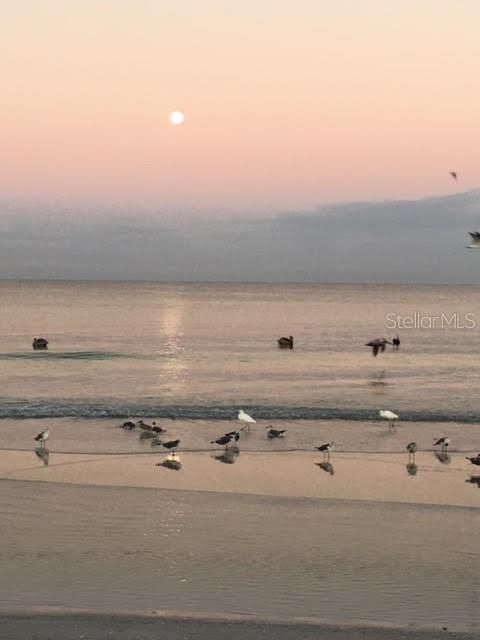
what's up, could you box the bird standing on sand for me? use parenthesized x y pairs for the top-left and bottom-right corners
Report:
(434, 436), (450, 453)
(121, 420), (136, 430)
(316, 442), (335, 461)
(266, 426), (287, 438)
(278, 336), (294, 349)
(365, 338), (392, 357)
(211, 434), (234, 449)
(466, 455), (480, 466)
(238, 409), (256, 432)
(466, 232), (480, 249)
(34, 428), (50, 448)
(153, 439), (180, 456)
(379, 410), (399, 429)
(406, 442), (417, 461)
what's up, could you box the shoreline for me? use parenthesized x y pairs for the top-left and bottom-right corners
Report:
(1, 610), (479, 639)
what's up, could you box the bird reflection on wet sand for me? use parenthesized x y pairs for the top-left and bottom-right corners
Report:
(434, 451), (451, 464)
(316, 461), (335, 475)
(156, 456), (182, 470)
(34, 447), (49, 466)
(213, 451), (236, 464)
(406, 463), (418, 476)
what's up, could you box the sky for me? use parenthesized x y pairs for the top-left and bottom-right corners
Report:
(2, 0), (480, 214)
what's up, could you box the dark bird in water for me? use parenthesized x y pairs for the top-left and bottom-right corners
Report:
(434, 436), (450, 452)
(316, 441), (335, 460)
(34, 428), (50, 448)
(211, 434), (233, 448)
(466, 455), (480, 466)
(406, 442), (417, 462)
(277, 336), (294, 349)
(32, 337), (48, 350)
(392, 335), (400, 349)
(266, 426), (287, 438)
(450, 171), (458, 181)
(466, 232), (480, 249)
(365, 338), (392, 357)
(121, 421), (136, 430)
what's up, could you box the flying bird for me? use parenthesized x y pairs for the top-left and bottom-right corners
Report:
(238, 409), (256, 432)
(379, 410), (399, 429)
(466, 232), (480, 249)
(365, 338), (392, 357)
(450, 171), (458, 181)
(266, 427), (287, 438)
(34, 428), (49, 448)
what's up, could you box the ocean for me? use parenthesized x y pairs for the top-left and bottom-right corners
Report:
(1, 280), (480, 631)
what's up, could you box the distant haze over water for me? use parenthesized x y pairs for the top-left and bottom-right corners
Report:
(0, 190), (480, 283)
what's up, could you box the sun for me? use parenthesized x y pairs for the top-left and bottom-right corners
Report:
(169, 111), (185, 126)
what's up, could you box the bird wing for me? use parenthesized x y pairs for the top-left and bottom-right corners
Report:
(468, 232), (480, 245)
(372, 345), (379, 357)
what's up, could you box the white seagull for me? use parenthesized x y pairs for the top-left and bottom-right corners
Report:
(238, 409), (256, 432)
(34, 428), (50, 448)
(379, 410), (399, 429)
(466, 232), (480, 249)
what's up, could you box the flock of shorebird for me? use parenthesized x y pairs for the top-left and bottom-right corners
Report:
(32, 408), (480, 473)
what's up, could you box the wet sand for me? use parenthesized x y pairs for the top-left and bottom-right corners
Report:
(1, 449), (479, 507)
(1, 612), (479, 640)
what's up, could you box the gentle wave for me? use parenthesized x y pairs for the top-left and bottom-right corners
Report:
(0, 351), (134, 361)
(0, 401), (479, 423)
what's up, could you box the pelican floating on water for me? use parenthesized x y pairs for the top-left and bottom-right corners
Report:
(277, 336), (294, 349)
(32, 337), (48, 350)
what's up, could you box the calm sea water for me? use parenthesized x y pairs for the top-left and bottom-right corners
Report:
(2, 280), (480, 630)
(1, 279), (480, 422)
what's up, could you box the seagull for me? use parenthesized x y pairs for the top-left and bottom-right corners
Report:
(406, 442), (418, 461)
(238, 409), (256, 432)
(379, 410), (399, 429)
(277, 336), (294, 349)
(153, 439), (181, 456)
(34, 428), (49, 448)
(450, 171), (458, 181)
(316, 441), (335, 460)
(466, 232), (480, 249)
(151, 422), (166, 434)
(365, 338), (392, 357)
(433, 436), (450, 452)
(211, 434), (233, 449)
(266, 426), (287, 438)
(466, 455), (480, 466)
(137, 420), (153, 431)
(121, 420), (136, 430)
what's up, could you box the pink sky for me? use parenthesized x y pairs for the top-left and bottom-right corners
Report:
(2, 0), (480, 214)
